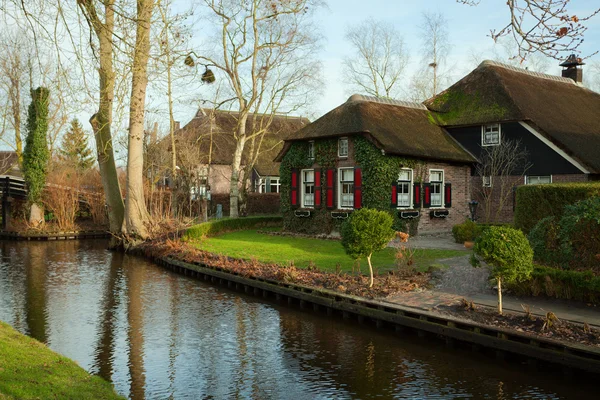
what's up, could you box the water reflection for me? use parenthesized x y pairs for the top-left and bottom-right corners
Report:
(0, 240), (594, 399)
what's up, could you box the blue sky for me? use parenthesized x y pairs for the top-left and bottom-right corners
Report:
(310, 0), (600, 115)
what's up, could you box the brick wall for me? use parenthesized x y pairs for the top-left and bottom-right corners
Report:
(415, 162), (472, 233)
(472, 173), (589, 224)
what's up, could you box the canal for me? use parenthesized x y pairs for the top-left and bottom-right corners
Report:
(0, 240), (594, 399)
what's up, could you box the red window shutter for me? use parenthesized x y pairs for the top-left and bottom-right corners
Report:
(291, 169), (299, 209)
(444, 183), (452, 208)
(326, 169), (335, 209)
(423, 183), (432, 208)
(413, 183), (421, 209)
(353, 167), (362, 209)
(314, 169), (322, 208)
(391, 181), (398, 207)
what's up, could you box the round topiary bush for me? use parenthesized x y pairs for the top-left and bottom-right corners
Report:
(452, 219), (483, 243)
(341, 208), (395, 288)
(472, 226), (534, 314)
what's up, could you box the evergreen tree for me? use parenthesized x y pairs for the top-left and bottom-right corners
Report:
(23, 87), (50, 225)
(59, 118), (95, 170)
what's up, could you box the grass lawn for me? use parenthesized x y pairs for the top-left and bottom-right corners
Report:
(0, 321), (124, 400)
(190, 230), (466, 273)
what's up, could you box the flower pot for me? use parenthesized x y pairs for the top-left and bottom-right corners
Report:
(464, 241), (474, 249)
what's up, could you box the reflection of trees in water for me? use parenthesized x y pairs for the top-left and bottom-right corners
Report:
(123, 254), (147, 400)
(93, 251), (126, 380)
(24, 243), (49, 343)
(0, 242), (27, 332)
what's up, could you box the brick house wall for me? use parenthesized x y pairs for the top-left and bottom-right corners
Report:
(471, 173), (590, 223)
(288, 138), (472, 234)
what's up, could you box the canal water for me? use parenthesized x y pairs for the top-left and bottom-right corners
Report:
(0, 240), (594, 399)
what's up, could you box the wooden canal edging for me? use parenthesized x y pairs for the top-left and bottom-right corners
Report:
(148, 254), (600, 376)
(0, 230), (111, 241)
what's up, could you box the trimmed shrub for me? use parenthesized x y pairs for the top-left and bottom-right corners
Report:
(506, 265), (600, 303)
(341, 208), (395, 287)
(514, 182), (600, 233)
(184, 216), (282, 240)
(558, 196), (600, 271)
(472, 226), (533, 314)
(451, 219), (483, 243)
(527, 216), (561, 265)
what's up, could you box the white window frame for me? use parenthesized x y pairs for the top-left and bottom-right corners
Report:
(482, 175), (492, 187)
(338, 137), (349, 158)
(258, 176), (281, 193)
(308, 141), (315, 160)
(338, 167), (354, 209)
(301, 169), (315, 208)
(429, 169), (444, 208)
(525, 175), (552, 185)
(397, 168), (413, 208)
(481, 124), (501, 146)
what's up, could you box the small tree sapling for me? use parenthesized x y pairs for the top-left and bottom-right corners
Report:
(341, 208), (395, 288)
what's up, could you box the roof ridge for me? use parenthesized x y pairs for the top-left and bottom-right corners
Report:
(198, 107), (308, 120)
(347, 94), (427, 110)
(479, 60), (576, 85)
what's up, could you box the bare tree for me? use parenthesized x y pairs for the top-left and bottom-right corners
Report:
(476, 139), (531, 223)
(342, 17), (409, 99)
(122, 0), (156, 241)
(412, 11), (451, 100)
(458, 0), (600, 60)
(77, 1), (125, 239)
(194, 0), (321, 218)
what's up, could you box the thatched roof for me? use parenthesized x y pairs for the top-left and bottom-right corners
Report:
(173, 109), (309, 175)
(426, 60), (600, 173)
(276, 95), (476, 164)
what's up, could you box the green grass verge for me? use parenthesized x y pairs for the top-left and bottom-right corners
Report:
(0, 321), (124, 400)
(190, 230), (466, 273)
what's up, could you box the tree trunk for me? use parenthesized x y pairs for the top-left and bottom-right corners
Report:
(122, 0), (154, 240)
(87, 2), (124, 240)
(497, 276), (503, 315)
(28, 203), (44, 227)
(9, 78), (22, 167)
(229, 113), (248, 219)
(367, 253), (374, 288)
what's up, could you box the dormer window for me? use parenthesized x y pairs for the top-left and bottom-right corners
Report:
(338, 138), (348, 158)
(308, 141), (315, 160)
(482, 124), (501, 146)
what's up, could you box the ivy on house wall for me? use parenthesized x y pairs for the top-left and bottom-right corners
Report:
(280, 136), (424, 234)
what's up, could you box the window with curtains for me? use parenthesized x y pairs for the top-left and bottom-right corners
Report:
(338, 168), (354, 208)
(482, 124), (501, 146)
(301, 169), (315, 207)
(397, 169), (412, 208)
(430, 170), (444, 207)
(526, 175), (552, 185)
(258, 176), (280, 193)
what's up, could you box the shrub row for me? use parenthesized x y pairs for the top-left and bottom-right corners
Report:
(184, 216), (282, 240)
(451, 220), (509, 243)
(527, 196), (600, 271)
(506, 265), (600, 303)
(514, 182), (600, 233)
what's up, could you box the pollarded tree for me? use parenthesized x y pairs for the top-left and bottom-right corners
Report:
(471, 226), (534, 314)
(59, 118), (95, 171)
(341, 208), (396, 288)
(23, 87), (50, 226)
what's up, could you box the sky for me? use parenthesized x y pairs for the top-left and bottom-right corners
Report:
(306, 0), (600, 117)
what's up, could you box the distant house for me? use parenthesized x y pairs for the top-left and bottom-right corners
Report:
(154, 108), (309, 200)
(427, 57), (600, 222)
(276, 56), (600, 233)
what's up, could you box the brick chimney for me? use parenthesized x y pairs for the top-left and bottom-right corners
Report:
(559, 54), (584, 83)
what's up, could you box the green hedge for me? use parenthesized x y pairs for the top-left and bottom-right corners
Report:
(514, 182), (600, 233)
(507, 264), (600, 303)
(184, 216), (282, 240)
